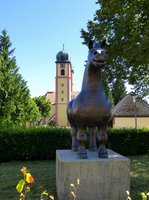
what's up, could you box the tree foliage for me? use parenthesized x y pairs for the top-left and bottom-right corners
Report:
(0, 29), (40, 126)
(111, 78), (127, 105)
(81, 0), (149, 99)
(33, 96), (51, 118)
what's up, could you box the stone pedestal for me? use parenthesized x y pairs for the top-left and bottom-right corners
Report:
(56, 149), (130, 200)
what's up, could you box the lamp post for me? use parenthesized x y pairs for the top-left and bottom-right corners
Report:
(133, 96), (137, 129)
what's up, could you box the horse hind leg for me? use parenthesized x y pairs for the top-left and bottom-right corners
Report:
(77, 128), (88, 159)
(89, 127), (97, 151)
(70, 127), (78, 151)
(97, 127), (108, 158)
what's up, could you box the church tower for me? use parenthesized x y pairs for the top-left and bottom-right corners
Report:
(55, 46), (74, 126)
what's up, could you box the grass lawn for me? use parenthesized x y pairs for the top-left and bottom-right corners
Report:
(129, 155), (149, 200)
(0, 155), (149, 200)
(0, 160), (56, 200)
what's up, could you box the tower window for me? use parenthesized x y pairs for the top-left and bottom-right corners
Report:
(61, 69), (65, 76)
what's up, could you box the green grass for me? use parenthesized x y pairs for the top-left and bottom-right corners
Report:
(129, 155), (149, 200)
(0, 160), (57, 200)
(0, 155), (149, 200)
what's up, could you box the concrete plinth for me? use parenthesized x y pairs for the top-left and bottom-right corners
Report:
(56, 149), (130, 200)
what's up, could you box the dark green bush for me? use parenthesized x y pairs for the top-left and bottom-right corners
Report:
(0, 127), (148, 162)
(107, 128), (149, 156)
(0, 127), (71, 162)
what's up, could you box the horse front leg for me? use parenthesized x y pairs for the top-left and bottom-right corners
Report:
(77, 128), (88, 159)
(97, 127), (108, 158)
(70, 127), (78, 151)
(89, 127), (97, 151)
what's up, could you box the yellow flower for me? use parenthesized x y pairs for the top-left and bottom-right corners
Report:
(21, 167), (27, 174)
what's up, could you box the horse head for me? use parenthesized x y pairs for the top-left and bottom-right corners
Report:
(87, 40), (107, 69)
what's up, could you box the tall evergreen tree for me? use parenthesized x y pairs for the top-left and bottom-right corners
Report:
(102, 73), (114, 106)
(111, 78), (127, 105)
(0, 30), (18, 124)
(0, 29), (40, 126)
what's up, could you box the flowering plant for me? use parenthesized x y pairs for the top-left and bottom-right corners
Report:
(16, 167), (54, 200)
(16, 167), (35, 200)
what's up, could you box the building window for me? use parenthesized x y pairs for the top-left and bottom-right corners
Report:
(61, 69), (65, 76)
(61, 83), (64, 87)
(61, 90), (64, 94)
(61, 98), (64, 102)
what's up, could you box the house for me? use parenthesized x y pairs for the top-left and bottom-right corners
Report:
(112, 93), (149, 128)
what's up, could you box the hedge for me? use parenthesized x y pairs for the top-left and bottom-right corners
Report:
(107, 128), (149, 156)
(0, 127), (148, 162)
(0, 127), (71, 162)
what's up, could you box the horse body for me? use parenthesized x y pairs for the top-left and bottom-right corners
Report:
(67, 40), (112, 158)
(72, 86), (111, 128)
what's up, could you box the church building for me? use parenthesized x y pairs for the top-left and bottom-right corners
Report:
(44, 47), (79, 127)
(43, 48), (149, 128)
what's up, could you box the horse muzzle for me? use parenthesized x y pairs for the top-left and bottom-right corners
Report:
(93, 50), (106, 66)
(94, 49), (106, 58)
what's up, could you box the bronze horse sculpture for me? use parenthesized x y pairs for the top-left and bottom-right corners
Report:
(67, 40), (112, 159)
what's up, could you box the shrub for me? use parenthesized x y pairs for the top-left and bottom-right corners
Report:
(0, 127), (71, 162)
(0, 127), (148, 162)
(107, 128), (149, 156)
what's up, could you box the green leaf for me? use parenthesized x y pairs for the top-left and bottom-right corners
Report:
(16, 179), (25, 193)
(41, 190), (49, 196)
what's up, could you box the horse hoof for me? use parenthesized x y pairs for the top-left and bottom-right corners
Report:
(77, 148), (88, 159)
(98, 153), (108, 158)
(98, 147), (108, 158)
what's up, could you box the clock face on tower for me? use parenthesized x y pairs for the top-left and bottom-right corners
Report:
(60, 63), (65, 68)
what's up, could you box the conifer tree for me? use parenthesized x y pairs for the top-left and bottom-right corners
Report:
(102, 73), (114, 106)
(0, 29), (40, 126)
(111, 78), (127, 105)
(0, 30), (18, 124)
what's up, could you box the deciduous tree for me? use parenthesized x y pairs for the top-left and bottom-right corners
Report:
(33, 96), (51, 118)
(81, 0), (149, 99)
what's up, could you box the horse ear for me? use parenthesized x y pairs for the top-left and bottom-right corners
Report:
(100, 40), (106, 48)
(88, 40), (93, 49)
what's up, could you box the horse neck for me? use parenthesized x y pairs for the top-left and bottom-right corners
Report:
(81, 62), (103, 91)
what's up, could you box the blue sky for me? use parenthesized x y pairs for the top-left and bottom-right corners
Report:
(0, 0), (98, 97)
